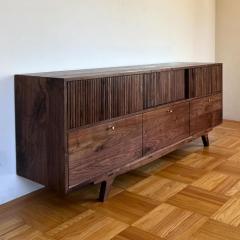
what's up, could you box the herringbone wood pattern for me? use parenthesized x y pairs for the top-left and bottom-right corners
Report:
(1, 120), (240, 240)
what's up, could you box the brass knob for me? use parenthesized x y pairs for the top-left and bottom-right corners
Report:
(107, 126), (115, 131)
(168, 109), (173, 113)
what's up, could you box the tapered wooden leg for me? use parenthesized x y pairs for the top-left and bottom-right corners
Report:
(202, 134), (209, 147)
(99, 178), (114, 202)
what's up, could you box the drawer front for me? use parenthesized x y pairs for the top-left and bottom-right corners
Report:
(190, 94), (222, 135)
(143, 70), (186, 109)
(67, 75), (143, 130)
(143, 102), (190, 155)
(68, 115), (142, 187)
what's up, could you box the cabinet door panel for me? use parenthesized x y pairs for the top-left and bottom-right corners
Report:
(68, 115), (142, 187)
(190, 94), (222, 135)
(189, 67), (212, 98)
(143, 102), (190, 155)
(143, 70), (185, 109)
(111, 75), (143, 118)
(67, 78), (111, 129)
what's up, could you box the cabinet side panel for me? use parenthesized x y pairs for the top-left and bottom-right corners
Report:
(15, 76), (48, 185)
(15, 76), (66, 192)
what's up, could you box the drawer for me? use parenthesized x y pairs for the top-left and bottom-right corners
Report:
(190, 94), (222, 135)
(143, 102), (190, 155)
(68, 115), (142, 187)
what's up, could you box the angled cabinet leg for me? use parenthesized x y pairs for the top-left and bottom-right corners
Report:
(202, 134), (209, 147)
(99, 177), (114, 202)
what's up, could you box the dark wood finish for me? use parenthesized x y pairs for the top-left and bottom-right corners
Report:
(68, 115), (142, 188)
(15, 62), (223, 201)
(15, 76), (67, 193)
(67, 78), (111, 129)
(202, 134), (210, 147)
(67, 75), (143, 129)
(212, 64), (223, 93)
(99, 177), (114, 202)
(190, 93), (223, 135)
(189, 64), (222, 98)
(24, 62), (220, 80)
(143, 102), (190, 155)
(111, 75), (143, 118)
(189, 67), (212, 98)
(143, 70), (185, 109)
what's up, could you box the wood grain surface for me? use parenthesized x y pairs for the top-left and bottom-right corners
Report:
(4, 121), (240, 240)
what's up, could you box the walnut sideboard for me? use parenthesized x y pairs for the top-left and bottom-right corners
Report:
(15, 62), (223, 201)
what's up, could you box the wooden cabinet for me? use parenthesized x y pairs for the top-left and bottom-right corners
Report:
(15, 62), (223, 201)
(68, 115), (142, 188)
(143, 102), (190, 155)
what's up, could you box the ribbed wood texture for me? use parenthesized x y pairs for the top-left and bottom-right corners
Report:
(67, 75), (143, 129)
(67, 78), (111, 129)
(189, 65), (222, 98)
(143, 70), (186, 109)
(111, 75), (143, 118)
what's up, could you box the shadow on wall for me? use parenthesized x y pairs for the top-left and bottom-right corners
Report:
(0, 174), (42, 205)
(0, 76), (16, 175)
(0, 76), (43, 204)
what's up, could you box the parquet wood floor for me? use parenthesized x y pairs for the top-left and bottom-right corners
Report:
(2, 120), (240, 240)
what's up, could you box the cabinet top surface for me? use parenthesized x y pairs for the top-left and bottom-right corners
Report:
(18, 62), (222, 80)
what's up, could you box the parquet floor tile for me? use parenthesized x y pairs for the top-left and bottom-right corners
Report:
(156, 163), (207, 184)
(46, 209), (128, 240)
(135, 158), (173, 175)
(8, 229), (51, 240)
(128, 175), (187, 201)
(191, 171), (240, 196)
(191, 219), (240, 240)
(213, 136), (240, 150)
(2, 121), (240, 240)
(215, 152), (240, 179)
(211, 193), (240, 227)
(114, 171), (149, 189)
(112, 226), (164, 240)
(177, 153), (222, 171)
(167, 186), (229, 216)
(88, 191), (160, 224)
(17, 194), (87, 232)
(133, 203), (208, 240)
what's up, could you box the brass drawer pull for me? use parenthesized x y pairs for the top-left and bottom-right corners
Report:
(167, 109), (173, 113)
(107, 126), (115, 131)
(208, 98), (211, 103)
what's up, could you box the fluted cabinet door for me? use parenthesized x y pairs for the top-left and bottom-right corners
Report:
(143, 70), (185, 109)
(110, 75), (143, 118)
(67, 78), (111, 129)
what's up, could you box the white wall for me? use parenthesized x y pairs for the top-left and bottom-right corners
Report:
(216, 0), (240, 121)
(0, 0), (215, 204)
